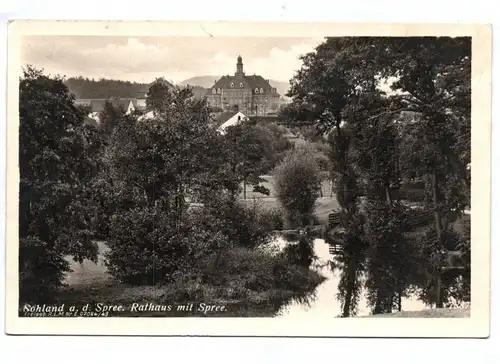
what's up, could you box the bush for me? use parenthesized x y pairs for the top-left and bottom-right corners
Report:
(262, 206), (286, 231)
(281, 236), (316, 268)
(104, 196), (281, 285)
(105, 206), (225, 284)
(209, 245), (323, 296)
(214, 247), (277, 291)
(204, 197), (276, 249)
(19, 237), (71, 302)
(273, 146), (322, 228)
(271, 253), (325, 293)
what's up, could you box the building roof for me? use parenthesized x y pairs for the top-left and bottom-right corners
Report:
(216, 111), (239, 125)
(83, 98), (136, 113)
(208, 55), (280, 96)
(217, 112), (248, 134)
(136, 78), (174, 99)
(137, 110), (156, 121)
(74, 99), (94, 106)
(211, 74), (279, 95)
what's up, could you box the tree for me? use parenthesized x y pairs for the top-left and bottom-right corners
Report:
(146, 77), (174, 113)
(273, 146), (322, 228)
(104, 87), (228, 283)
(19, 66), (101, 302)
(280, 38), (374, 316)
(86, 101), (128, 240)
(342, 90), (412, 314)
(281, 36), (471, 315)
(223, 123), (272, 199)
(381, 37), (471, 308)
(282, 235), (316, 268)
(98, 100), (126, 142)
(254, 122), (294, 172)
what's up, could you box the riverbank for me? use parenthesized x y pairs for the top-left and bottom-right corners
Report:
(362, 308), (470, 318)
(38, 240), (326, 317)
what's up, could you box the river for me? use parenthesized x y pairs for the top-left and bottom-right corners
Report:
(272, 237), (427, 318)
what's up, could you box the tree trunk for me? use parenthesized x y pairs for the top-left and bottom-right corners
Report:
(243, 178), (247, 199)
(431, 171), (444, 308)
(398, 287), (402, 312)
(436, 276), (443, 309)
(386, 292), (394, 313)
(373, 294), (384, 315)
(342, 260), (357, 317)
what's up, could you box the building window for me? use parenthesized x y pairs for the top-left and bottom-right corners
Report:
(255, 88), (259, 93)
(212, 88), (216, 94)
(230, 82), (234, 88)
(240, 82), (244, 88)
(217, 88), (221, 94)
(260, 88), (264, 93)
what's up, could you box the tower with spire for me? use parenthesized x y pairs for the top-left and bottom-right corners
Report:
(206, 54), (283, 116)
(236, 55), (244, 75)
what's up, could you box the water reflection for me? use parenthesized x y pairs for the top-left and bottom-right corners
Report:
(273, 237), (427, 318)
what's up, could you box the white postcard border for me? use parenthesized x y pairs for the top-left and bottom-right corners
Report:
(5, 20), (491, 337)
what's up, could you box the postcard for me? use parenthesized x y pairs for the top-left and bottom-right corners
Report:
(5, 20), (491, 337)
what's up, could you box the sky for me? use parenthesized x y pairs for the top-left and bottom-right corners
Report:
(21, 36), (325, 84)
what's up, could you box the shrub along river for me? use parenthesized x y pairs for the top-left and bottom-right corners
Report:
(56, 237), (427, 318)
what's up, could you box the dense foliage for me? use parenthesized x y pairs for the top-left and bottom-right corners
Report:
(20, 36), (472, 318)
(18, 67), (325, 315)
(19, 67), (102, 301)
(280, 36), (471, 315)
(273, 146), (322, 228)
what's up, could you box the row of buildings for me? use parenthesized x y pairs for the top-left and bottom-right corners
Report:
(75, 55), (288, 122)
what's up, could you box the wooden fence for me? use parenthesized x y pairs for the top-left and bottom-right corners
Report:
(324, 207), (464, 255)
(327, 208), (436, 230)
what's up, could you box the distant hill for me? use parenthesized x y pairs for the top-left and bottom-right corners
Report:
(177, 76), (219, 88)
(65, 77), (150, 99)
(179, 76), (292, 97)
(64, 76), (291, 101)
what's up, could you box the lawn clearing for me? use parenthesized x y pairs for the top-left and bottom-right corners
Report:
(64, 241), (114, 288)
(242, 196), (340, 226)
(239, 174), (340, 225)
(239, 175), (334, 200)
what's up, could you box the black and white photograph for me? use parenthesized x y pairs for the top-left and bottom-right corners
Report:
(5, 21), (491, 336)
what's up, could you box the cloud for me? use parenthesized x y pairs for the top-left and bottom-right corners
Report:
(204, 38), (323, 82)
(21, 36), (324, 84)
(252, 42), (320, 81)
(86, 38), (171, 71)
